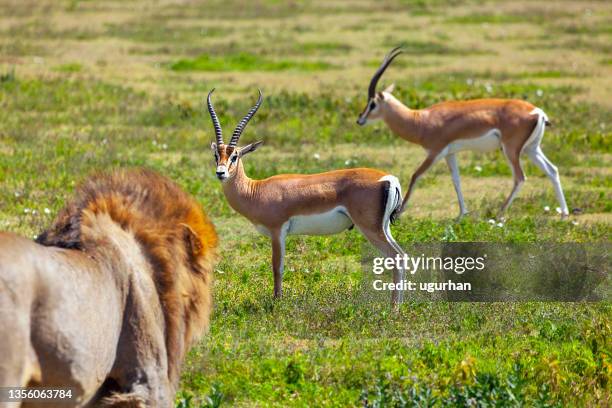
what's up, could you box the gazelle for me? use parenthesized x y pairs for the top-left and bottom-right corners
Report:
(207, 89), (406, 303)
(357, 47), (569, 219)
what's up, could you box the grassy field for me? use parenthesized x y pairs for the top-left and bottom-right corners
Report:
(0, 0), (610, 406)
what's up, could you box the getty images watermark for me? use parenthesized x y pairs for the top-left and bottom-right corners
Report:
(362, 243), (609, 301)
(372, 253), (486, 293)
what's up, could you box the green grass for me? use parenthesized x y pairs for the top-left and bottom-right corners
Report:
(0, 0), (611, 406)
(106, 21), (231, 44)
(53, 62), (83, 73)
(169, 52), (334, 72)
(298, 41), (352, 54)
(445, 9), (573, 25)
(526, 69), (585, 78)
(445, 13), (526, 25)
(381, 38), (492, 55)
(3, 19), (97, 40)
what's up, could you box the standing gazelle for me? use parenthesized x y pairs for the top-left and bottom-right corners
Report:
(357, 47), (569, 219)
(207, 89), (407, 303)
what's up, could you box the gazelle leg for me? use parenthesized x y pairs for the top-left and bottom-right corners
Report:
(359, 226), (406, 305)
(445, 153), (468, 218)
(270, 228), (287, 299)
(500, 147), (525, 215)
(399, 153), (438, 215)
(382, 218), (406, 305)
(527, 146), (569, 217)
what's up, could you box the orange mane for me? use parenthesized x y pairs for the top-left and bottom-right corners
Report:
(36, 168), (218, 384)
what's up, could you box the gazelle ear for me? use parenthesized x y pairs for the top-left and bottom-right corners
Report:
(383, 83), (395, 94)
(240, 140), (263, 157)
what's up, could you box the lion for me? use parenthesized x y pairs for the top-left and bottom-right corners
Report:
(0, 169), (218, 407)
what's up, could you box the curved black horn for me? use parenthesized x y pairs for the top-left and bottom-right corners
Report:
(207, 88), (224, 145)
(368, 46), (403, 99)
(229, 89), (263, 148)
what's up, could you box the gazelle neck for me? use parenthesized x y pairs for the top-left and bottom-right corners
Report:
(382, 94), (425, 145)
(222, 160), (256, 215)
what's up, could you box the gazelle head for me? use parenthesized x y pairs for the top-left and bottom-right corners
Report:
(356, 46), (402, 126)
(207, 89), (263, 182)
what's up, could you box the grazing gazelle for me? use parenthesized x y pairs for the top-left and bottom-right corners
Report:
(207, 89), (406, 303)
(357, 47), (569, 219)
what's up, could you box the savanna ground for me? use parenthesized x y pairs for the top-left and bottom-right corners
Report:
(0, 0), (610, 406)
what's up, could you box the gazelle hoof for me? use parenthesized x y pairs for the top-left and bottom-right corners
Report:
(454, 212), (469, 222)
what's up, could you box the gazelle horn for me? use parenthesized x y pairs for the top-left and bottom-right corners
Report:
(207, 88), (224, 145)
(368, 46), (403, 99)
(229, 89), (263, 148)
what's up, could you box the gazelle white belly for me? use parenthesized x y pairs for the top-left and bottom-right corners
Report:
(447, 129), (501, 154)
(287, 206), (353, 236)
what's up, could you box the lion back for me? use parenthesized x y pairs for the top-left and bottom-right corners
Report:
(36, 168), (218, 383)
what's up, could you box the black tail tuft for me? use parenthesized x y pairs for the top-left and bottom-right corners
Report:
(545, 120), (552, 127)
(390, 208), (400, 224)
(383, 181), (402, 225)
(390, 187), (402, 224)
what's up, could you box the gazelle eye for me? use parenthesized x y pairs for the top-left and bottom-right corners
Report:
(370, 101), (377, 110)
(231, 155), (238, 163)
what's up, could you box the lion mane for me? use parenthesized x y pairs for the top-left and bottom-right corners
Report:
(35, 168), (218, 397)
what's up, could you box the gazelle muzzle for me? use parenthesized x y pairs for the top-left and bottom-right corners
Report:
(357, 102), (372, 126)
(216, 165), (229, 181)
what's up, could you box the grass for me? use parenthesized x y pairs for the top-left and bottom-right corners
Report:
(297, 41), (353, 54)
(381, 38), (492, 55)
(53, 62), (83, 73)
(170, 52), (334, 72)
(106, 21), (231, 44)
(445, 13), (527, 25)
(0, 0), (611, 406)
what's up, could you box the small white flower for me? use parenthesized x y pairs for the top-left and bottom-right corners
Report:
(32, 210), (38, 215)
(32, 235), (38, 240)
(488, 219), (496, 225)
(152, 140), (158, 146)
(571, 220), (579, 226)
(44, 208), (51, 214)
(474, 165), (482, 172)
(496, 222), (504, 228)
(484, 83), (493, 93)
(24, 208), (31, 213)
(345, 159), (352, 165)
(536, 89), (543, 97)
(313, 153), (320, 160)
(544, 206), (550, 212)
(14, 191), (20, 197)
(162, 144), (168, 150)
(466, 78), (474, 86)
(555, 207), (562, 214)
